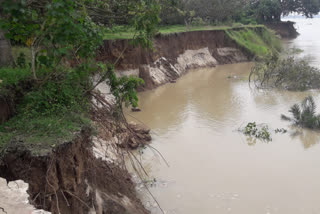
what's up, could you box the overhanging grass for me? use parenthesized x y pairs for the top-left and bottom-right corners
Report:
(225, 27), (281, 58)
(103, 24), (264, 40)
(0, 112), (90, 155)
(103, 24), (280, 59)
(0, 67), (92, 155)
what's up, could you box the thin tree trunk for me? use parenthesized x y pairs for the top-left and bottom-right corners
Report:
(0, 0), (14, 67)
(31, 45), (37, 79)
(0, 30), (13, 67)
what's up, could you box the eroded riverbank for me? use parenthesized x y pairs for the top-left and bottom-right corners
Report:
(97, 26), (279, 90)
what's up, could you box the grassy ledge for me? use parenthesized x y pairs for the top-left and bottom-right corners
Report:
(225, 27), (281, 58)
(0, 67), (91, 156)
(103, 24), (280, 59)
(103, 24), (264, 40)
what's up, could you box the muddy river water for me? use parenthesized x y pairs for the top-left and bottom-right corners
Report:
(127, 18), (320, 214)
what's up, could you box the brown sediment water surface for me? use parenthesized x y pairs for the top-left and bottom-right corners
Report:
(128, 18), (320, 214)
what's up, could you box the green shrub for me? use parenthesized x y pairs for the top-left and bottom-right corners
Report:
(281, 96), (320, 129)
(21, 70), (90, 116)
(242, 122), (272, 141)
(191, 17), (206, 26)
(250, 56), (320, 91)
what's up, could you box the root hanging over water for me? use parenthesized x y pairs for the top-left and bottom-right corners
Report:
(91, 91), (152, 149)
(91, 90), (168, 214)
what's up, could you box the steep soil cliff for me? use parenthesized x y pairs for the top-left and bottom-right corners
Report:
(265, 21), (299, 38)
(97, 29), (251, 90)
(0, 122), (151, 214)
(0, 93), (152, 214)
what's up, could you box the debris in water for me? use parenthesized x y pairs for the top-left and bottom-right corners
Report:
(132, 107), (141, 112)
(275, 128), (287, 133)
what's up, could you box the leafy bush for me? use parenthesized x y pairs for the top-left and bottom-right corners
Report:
(281, 96), (320, 129)
(21, 70), (91, 116)
(0, 0), (103, 79)
(250, 56), (320, 91)
(241, 122), (272, 141)
(105, 66), (144, 114)
(191, 17), (206, 26)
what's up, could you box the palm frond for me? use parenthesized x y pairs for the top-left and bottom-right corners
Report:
(284, 96), (320, 129)
(281, 114), (292, 121)
(289, 104), (301, 122)
(301, 96), (316, 116)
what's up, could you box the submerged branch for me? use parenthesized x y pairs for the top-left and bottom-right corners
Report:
(250, 56), (320, 91)
(0, 207), (7, 214)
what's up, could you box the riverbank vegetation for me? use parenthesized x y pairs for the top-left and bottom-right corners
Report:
(225, 27), (281, 58)
(160, 0), (320, 25)
(249, 56), (320, 90)
(0, 0), (156, 154)
(91, 0), (320, 40)
(282, 96), (320, 129)
(103, 25), (281, 59)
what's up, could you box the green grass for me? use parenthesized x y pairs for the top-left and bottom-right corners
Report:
(103, 24), (264, 40)
(225, 27), (281, 58)
(0, 112), (90, 155)
(0, 67), (31, 87)
(0, 67), (92, 155)
(102, 24), (280, 59)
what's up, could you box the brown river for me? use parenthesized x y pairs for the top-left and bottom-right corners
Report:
(127, 18), (320, 214)
(1, 18), (320, 214)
